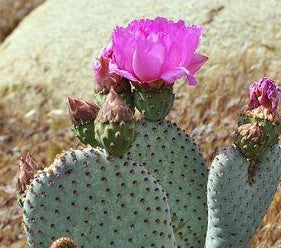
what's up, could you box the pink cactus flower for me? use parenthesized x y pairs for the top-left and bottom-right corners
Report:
(110, 17), (207, 85)
(93, 44), (113, 85)
(248, 77), (281, 113)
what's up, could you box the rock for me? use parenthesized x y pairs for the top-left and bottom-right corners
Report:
(0, 0), (45, 42)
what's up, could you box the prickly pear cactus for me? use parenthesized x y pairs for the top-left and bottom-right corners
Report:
(127, 120), (208, 248)
(205, 144), (281, 248)
(23, 147), (177, 248)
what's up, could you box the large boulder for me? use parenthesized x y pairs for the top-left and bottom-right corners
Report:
(0, 0), (45, 42)
(0, 0), (281, 247)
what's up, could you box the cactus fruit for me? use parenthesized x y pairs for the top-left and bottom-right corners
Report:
(127, 120), (208, 248)
(72, 122), (98, 147)
(93, 44), (134, 109)
(68, 97), (100, 147)
(233, 123), (265, 159)
(133, 84), (175, 121)
(22, 147), (177, 247)
(205, 145), (281, 248)
(50, 237), (79, 248)
(94, 88), (136, 156)
(237, 107), (281, 156)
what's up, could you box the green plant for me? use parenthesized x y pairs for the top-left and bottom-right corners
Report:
(16, 19), (281, 248)
(205, 77), (281, 248)
(22, 148), (176, 247)
(206, 144), (281, 248)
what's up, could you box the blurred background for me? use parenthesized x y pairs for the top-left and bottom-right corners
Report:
(0, 0), (280, 247)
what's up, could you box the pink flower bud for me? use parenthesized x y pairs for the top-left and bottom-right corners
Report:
(248, 77), (281, 113)
(93, 44), (130, 93)
(16, 153), (42, 192)
(110, 17), (207, 86)
(96, 88), (133, 123)
(68, 97), (99, 126)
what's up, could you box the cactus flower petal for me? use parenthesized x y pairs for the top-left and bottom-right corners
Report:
(93, 44), (130, 93)
(188, 54), (209, 74)
(111, 17), (207, 85)
(160, 67), (196, 85)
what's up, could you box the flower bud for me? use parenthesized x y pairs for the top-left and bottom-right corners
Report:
(248, 77), (281, 114)
(68, 97), (100, 147)
(68, 97), (99, 127)
(16, 153), (42, 193)
(93, 44), (131, 94)
(96, 88), (133, 123)
(237, 78), (281, 157)
(94, 88), (136, 156)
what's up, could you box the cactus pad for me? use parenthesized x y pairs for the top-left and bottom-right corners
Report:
(134, 88), (174, 121)
(127, 120), (208, 248)
(23, 147), (177, 248)
(94, 121), (136, 156)
(73, 122), (99, 147)
(206, 144), (281, 248)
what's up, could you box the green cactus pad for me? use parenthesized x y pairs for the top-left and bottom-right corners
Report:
(238, 114), (281, 151)
(126, 120), (208, 248)
(94, 121), (136, 156)
(23, 147), (177, 248)
(93, 91), (134, 109)
(73, 122), (99, 147)
(134, 88), (174, 121)
(206, 145), (281, 248)
(233, 123), (265, 159)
